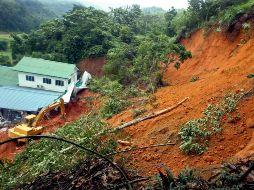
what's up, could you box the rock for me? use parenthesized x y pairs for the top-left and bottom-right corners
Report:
(218, 137), (225, 142)
(246, 118), (254, 128)
(219, 146), (224, 150)
(203, 155), (214, 163)
(240, 145), (245, 149)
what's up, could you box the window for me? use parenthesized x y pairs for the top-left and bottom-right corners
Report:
(43, 78), (51, 84)
(26, 75), (34, 82)
(55, 80), (64, 86)
(68, 78), (71, 84)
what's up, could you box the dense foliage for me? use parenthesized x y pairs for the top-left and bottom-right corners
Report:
(11, 6), (113, 63)
(11, 5), (191, 90)
(0, 41), (8, 51)
(172, 0), (252, 37)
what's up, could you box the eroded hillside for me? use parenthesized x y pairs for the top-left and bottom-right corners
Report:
(109, 28), (254, 176)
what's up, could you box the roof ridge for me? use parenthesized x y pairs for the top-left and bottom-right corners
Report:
(13, 57), (77, 79)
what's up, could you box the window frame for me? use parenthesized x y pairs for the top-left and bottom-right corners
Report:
(25, 75), (35, 82)
(43, 78), (52, 85)
(55, 80), (64, 86)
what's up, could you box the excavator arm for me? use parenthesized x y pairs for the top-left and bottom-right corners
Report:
(32, 98), (65, 127)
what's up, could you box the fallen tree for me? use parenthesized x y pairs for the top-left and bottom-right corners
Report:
(111, 97), (189, 132)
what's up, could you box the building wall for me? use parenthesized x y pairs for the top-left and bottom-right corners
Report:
(18, 72), (77, 92)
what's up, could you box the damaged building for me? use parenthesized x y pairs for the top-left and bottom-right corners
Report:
(0, 57), (91, 126)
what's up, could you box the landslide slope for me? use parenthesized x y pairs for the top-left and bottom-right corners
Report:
(109, 28), (254, 176)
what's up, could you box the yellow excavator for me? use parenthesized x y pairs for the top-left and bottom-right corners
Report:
(8, 98), (65, 142)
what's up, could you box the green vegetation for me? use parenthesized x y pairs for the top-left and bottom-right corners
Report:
(2, 0), (254, 188)
(11, 6), (113, 63)
(0, 114), (117, 189)
(0, 33), (12, 65)
(0, 41), (8, 51)
(172, 0), (252, 38)
(88, 78), (144, 118)
(179, 93), (242, 155)
(152, 165), (196, 189)
(247, 73), (254, 78)
(10, 5), (191, 91)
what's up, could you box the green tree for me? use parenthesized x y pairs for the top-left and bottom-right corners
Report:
(165, 7), (177, 37)
(11, 7), (114, 63)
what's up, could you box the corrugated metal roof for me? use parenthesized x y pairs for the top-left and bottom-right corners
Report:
(0, 66), (18, 86)
(13, 57), (77, 79)
(0, 86), (63, 112)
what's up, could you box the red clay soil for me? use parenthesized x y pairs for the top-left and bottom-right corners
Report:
(109, 29), (254, 176)
(78, 57), (106, 77)
(0, 90), (95, 160)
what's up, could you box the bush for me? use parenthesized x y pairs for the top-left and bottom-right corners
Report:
(88, 77), (123, 97)
(179, 92), (242, 155)
(0, 53), (11, 65)
(132, 108), (147, 118)
(100, 97), (130, 118)
(0, 40), (8, 51)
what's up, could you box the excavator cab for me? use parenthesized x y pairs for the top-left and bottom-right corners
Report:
(24, 114), (36, 126)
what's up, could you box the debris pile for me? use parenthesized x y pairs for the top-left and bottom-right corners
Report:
(14, 159), (139, 190)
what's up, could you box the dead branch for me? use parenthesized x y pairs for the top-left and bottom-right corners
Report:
(111, 97), (189, 132)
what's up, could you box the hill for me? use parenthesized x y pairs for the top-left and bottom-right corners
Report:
(37, 0), (80, 16)
(0, 0), (56, 32)
(108, 28), (254, 175)
(142, 6), (166, 15)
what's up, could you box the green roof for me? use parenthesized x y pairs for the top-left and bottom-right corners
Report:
(0, 66), (18, 86)
(13, 57), (77, 79)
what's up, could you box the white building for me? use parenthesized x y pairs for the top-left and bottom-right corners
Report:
(13, 57), (78, 93)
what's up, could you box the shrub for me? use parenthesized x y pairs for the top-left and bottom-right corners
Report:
(132, 108), (147, 118)
(242, 22), (251, 33)
(0, 53), (11, 65)
(88, 77), (123, 97)
(247, 74), (254, 78)
(190, 76), (199, 82)
(0, 40), (8, 51)
(100, 97), (130, 118)
(179, 93), (241, 155)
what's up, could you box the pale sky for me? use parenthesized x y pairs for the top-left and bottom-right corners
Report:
(82, 0), (188, 10)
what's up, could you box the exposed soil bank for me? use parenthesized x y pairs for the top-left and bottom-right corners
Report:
(109, 28), (254, 176)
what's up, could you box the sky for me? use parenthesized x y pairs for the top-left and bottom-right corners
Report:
(82, 0), (188, 10)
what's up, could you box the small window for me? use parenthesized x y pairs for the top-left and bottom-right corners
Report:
(68, 79), (71, 84)
(43, 78), (51, 84)
(26, 75), (34, 82)
(55, 80), (64, 86)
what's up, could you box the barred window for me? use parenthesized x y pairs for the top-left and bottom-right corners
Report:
(55, 80), (64, 86)
(43, 78), (51, 84)
(26, 75), (34, 81)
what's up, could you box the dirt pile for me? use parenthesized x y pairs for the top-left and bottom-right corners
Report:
(109, 28), (254, 176)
